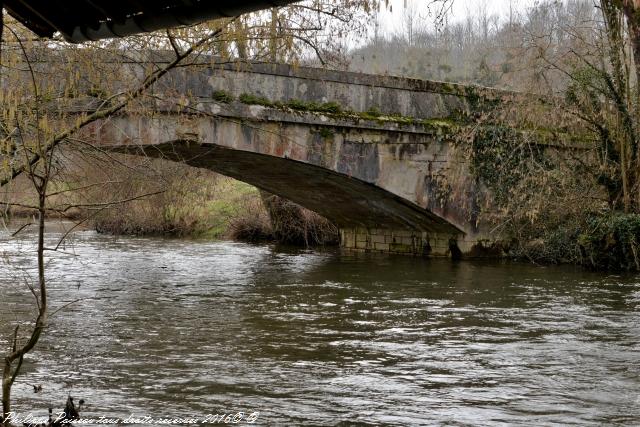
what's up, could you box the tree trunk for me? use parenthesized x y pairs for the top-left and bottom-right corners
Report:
(2, 359), (12, 423)
(615, 0), (640, 206)
(618, 1), (640, 84)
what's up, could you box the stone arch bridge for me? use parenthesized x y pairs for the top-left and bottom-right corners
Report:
(78, 60), (567, 257)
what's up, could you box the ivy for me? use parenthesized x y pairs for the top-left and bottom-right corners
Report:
(578, 213), (640, 270)
(470, 125), (550, 205)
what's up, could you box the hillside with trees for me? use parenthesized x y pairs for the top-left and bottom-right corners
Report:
(350, 0), (640, 269)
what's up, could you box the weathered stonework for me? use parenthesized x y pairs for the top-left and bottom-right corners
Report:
(78, 59), (571, 258)
(340, 228), (452, 256)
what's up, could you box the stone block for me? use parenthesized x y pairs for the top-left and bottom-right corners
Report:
(390, 242), (414, 253)
(374, 242), (390, 251)
(356, 239), (371, 250)
(341, 232), (355, 248)
(392, 230), (413, 238)
(341, 228), (503, 258)
(400, 236), (415, 246)
(371, 234), (386, 245)
(356, 233), (369, 243)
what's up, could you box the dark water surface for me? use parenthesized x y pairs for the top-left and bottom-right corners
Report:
(0, 224), (639, 426)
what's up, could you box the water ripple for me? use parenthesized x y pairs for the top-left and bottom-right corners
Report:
(0, 227), (639, 425)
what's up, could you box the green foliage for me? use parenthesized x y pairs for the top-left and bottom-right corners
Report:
(239, 93), (274, 107)
(212, 90), (234, 103)
(465, 124), (605, 266)
(316, 101), (343, 114)
(92, 173), (263, 238)
(578, 213), (640, 270)
(201, 182), (256, 238)
(285, 99), (317, 111)
(235, 92), (462, 131)
(285, 99), (344, 114)
(318, 128), (334, 138)
(512, 223), (584, 264)
(564, 65), (629, 208)
(238, 95), (345, 116)
(564, 67), (603, 108)
(470, 126), (549, 204)
(361, 106), (382, 119)
(421, 118), (456, 130)
(387, 113), (416, 124)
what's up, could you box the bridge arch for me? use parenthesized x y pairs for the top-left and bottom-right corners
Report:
(81, 109), (472, 256)
(74, 59), (527, 256)
(131, 139), (462, 235)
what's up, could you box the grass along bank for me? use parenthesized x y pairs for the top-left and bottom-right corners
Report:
(0, 152), (339, 246)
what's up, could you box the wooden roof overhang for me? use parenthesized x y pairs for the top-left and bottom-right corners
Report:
(4, 0), (297, 42)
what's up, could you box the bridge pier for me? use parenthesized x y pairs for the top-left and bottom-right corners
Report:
(340, 228), (456, 257)
(340, 228), (505, 259)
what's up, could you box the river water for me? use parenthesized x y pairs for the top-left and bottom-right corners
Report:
(0, 224), (639, 426)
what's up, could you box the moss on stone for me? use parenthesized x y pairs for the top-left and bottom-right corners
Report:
(286, 98), (315, 111)
(317, 101), (343, 114)
(421, 118), (457, 129)
(239, 93), (274, 107)
(234, 92), (467, 130)
(318, 127), (334, 138)
(285, 99), (345, 114)
(387, 113), (416, 125)
(360, 107), (382, 120)
(212, 90), (234, 103)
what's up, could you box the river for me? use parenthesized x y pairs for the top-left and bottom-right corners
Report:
(0, 224), (639, 426)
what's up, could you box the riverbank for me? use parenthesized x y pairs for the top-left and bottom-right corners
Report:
(0, 157), (339, 247)
(3, 151), (640, 270)
(1, 172), (268, 239)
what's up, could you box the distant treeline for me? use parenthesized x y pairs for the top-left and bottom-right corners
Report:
(350, 0), (596, 93)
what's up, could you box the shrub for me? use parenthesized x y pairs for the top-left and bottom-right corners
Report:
(92, 161), (221, 237)
(286, 99), (316, 111)
(578, 213), (640, 270)
(239, 93), (273, 107)
(212, 90), (234, 103)
(226, 198), (274, 242)
(261, 193), (339, 246)
(361, 106), (382, 119)
(317, 101), (343, 114)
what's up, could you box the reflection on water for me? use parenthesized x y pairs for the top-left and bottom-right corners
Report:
(0, 224), (639, 425)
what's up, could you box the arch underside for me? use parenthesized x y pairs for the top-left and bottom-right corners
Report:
(118, 141), (462, 235)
